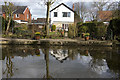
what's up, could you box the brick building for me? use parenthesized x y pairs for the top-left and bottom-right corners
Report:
(2, 6), (32, 23)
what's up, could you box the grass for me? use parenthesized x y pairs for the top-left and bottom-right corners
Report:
(49, 31), (61, 36)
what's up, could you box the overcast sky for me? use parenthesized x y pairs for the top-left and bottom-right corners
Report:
(0, 0), (119, 19)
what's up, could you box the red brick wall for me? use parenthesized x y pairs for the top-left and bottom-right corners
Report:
(13, 7), (31, 21)
(2, 13), (6, 19)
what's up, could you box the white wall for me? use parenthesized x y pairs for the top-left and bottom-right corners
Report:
(50, 5), (74, 24)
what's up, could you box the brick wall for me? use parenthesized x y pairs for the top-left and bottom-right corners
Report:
(3, 7), (31, 22)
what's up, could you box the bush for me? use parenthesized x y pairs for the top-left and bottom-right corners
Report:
(35, 32), (40, 36)
(79, 26), (88, 33)
(68, 24), (76, 38)
(109, 18), (120, 39)
(77, 21), (106, 39)
(51, 25), (56, 31)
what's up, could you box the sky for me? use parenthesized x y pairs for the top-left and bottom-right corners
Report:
(0, 0), (119, 19)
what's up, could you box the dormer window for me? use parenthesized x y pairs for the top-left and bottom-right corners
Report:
(16, 14), (19, 18)
(54, 12), (57, 17)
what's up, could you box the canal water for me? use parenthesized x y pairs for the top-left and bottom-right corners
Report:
(1, 45), (120, 78)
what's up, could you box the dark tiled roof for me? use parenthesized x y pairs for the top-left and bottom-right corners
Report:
(98, 11), (113, 22)
(2, 5), (27, 14)
(50, 3), (75, 13)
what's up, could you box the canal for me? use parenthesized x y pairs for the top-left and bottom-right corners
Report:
(1, 45), (120, 79)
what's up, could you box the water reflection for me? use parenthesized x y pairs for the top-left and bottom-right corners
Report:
(2, 45), (120, 78)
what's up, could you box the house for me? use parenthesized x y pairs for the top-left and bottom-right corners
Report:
(0, 5), (2, 16)
(31, 18), (51, 29)
(97, 11), (113, 24)
(2, 6), (32, 23)
(50, 3), (75, 31)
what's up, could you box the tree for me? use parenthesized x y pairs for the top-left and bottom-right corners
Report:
(87, 0), (117, 21)
(43, 0), (57, 36)
(74, 2), (87, 22)
(4, 2), (15, 34)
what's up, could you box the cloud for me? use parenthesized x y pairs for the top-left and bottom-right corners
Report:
(0, 0), (119, 19)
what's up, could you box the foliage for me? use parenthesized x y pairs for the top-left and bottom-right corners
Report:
(96, 26), (107, 37)
(79, 26), (88, 33)
(1, 16), (15, 33)
(84, 33), (90, 37)
(35, 32), (40, 36)
(4, 2), (15, 34)
(77, 21), (107, 39)
(68, 24), (76, 38)
(108, 18), (120, 39)
(51, 25), (56, 31)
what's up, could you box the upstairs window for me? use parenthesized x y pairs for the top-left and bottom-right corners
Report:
(54, 12), (57, 17)
(62, 12), (71, 17)
(27, 14), (29, 19)
(16, 14), (19, 18)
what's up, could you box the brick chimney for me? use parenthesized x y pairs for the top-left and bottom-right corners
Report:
(72, 3), (74, 11)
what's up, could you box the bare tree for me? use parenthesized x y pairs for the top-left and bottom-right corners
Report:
(74, 2), (87, 22)
(86, 0), (117, 21)
(43, 0), (57, 36)
(4, 2), (15, 34)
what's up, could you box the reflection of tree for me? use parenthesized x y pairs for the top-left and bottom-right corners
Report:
(41, 48), (53, 79)
(3, 50), (14, 78)
(89, 51), (109, 74)
(106, 52), (120, 78)
(68, 49), (78, 60)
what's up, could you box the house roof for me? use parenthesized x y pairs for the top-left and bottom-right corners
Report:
(50, 3), (75, 13)
(2, 5), (27, 14)
(32, 18), (51, 24)
(98, 11), (113, 22)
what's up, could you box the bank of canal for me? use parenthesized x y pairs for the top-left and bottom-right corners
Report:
(0, 38), (113, 46)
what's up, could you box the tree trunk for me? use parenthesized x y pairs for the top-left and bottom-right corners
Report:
(6, 13), (13, 35)
(6, 17), (11, 34)
(46, 2), (50, 36)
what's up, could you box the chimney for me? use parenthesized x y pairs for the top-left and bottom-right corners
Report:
(72, 3), (74, 11)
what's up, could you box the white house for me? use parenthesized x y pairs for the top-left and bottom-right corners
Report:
(50, 3), (75, 31)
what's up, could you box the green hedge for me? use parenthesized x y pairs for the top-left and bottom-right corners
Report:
(77, 21), (107, 39)
(109, 18), (120, 38)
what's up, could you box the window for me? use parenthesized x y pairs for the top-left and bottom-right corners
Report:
(54, 12), (57, 17)
(68, 12), (70, 17)
(27, 14), (29, 19)
(62, 12), (71, 17)
(16, 14), (19, 18)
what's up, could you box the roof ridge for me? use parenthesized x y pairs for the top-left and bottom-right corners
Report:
(50, 3), (74, 13)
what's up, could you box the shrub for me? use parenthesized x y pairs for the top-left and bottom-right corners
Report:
(35, 32), (40, 36)
(68, 24), (76, 38)
(84, 33), (90, 37)
(51, 25), (56, 31)
(109, 18), (120, 39)
(79, 26), (88, 33)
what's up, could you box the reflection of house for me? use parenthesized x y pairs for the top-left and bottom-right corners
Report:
(2, 6), (32, 23)
(97, 11), (113, 24)
(50, 3), (75, 31)
(49, 49), (68, 63)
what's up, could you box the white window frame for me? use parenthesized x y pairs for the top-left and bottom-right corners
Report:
(27, 14), (29, 19)
(54, 12), (57, 17)
(62, 12), (71, 17)
(16, 14), (19, 18)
